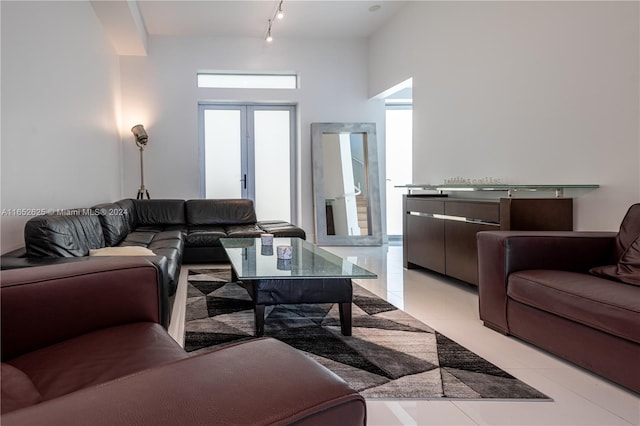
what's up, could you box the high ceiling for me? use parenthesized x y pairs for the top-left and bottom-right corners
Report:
(136, 1), (407, 39)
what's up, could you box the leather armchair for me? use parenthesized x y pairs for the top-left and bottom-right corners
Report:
(1, 258), (366, 425)
(478, 230), (617, 332)
(477, 203), (640, 393)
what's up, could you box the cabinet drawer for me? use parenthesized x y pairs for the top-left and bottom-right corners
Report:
(445, 201), (500, 223)
(406, 198), (444, 214)
(406, 215), (445, 273)
(445, 221), (496, 285)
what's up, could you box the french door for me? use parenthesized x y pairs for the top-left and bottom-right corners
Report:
(199, 104), (296, 222)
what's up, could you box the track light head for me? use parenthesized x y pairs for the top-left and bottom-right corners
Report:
(266, 19), (273, 42)
(277, 1), (284, 19)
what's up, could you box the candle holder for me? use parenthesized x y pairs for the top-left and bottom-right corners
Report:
(276, 245), (292, 260)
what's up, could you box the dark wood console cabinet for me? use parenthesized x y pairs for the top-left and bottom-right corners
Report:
(403, 196), (573, 285)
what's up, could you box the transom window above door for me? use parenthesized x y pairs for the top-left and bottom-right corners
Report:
(197, 73), (298, 89)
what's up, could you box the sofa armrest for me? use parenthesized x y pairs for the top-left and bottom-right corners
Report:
(2, 338), (367, 426)
(1, 253), (172, 327)
(1, 255), (91, 270)
(1, 258), (165, 361)
(477, 231), (617, 333)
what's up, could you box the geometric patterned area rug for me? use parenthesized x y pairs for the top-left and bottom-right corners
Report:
(184, 268), (551, 400)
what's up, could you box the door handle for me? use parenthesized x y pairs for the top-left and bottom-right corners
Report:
(241, 174), (247, 189)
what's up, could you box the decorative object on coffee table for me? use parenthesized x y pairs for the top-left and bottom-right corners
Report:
(276, 245), (292, 259)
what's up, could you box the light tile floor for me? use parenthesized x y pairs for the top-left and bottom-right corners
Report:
(169, 244), (640, 426)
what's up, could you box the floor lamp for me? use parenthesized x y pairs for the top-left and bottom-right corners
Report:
(131, 124), (151, 199)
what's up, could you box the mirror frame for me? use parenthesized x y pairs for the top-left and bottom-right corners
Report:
(311, 122), (383, 246)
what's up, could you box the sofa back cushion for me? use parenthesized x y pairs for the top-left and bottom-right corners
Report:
(589, 203), (640, 286)
(133, 200), (185, 226)
(92, 203), (130, 246)
(115, 199), (137, 232)
(186, 199), (257, 226)
(590, 235), (640, 286)
(615, 203), (640, 260)
(25, 213), (105, 257)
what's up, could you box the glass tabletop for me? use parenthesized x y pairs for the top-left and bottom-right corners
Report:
(220, 237), (377, 280)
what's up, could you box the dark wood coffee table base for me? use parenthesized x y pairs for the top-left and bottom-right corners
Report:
(238, 277), (354, 337)
(253, 301), (352, 337)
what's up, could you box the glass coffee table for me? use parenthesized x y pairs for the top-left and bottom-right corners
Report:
(220, 237), (377, 337)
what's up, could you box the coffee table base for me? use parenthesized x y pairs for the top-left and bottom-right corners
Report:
(253, 301), (352, 337)
(239, 278), (353, 337)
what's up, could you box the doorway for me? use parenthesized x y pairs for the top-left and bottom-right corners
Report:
(385, 104), (413, 240)
(199, 104), (296, 222)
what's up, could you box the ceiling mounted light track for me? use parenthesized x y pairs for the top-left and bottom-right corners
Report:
(265, 0), (284, 42)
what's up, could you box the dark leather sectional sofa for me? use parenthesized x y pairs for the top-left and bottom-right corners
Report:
(1, 257), (366, 425)
(477, 203), (640, 393)
(1, 198), (305, 325)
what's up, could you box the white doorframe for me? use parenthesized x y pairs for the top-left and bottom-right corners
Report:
(198, 103), (297, 222)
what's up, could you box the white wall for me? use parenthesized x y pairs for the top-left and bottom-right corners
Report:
(1, 1), (123, 253)
(120, 35), (384, 239)
(369, 1), (639, 231)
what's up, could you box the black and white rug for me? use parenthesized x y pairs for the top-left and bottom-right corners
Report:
(184, 267), (550, 400)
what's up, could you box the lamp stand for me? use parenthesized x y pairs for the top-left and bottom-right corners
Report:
(137, 146), (150, 199)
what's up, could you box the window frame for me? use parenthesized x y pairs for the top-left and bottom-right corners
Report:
(197, 73), (298, 89)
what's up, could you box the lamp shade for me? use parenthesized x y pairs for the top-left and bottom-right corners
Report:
(131, 124), (148, 146)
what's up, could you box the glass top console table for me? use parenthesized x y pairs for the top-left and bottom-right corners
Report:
(396, 184), (599, 198)
(220, 237), (377, 337)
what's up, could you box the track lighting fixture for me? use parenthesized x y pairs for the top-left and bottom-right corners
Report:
(277, 2), (284, 19)
(265, 1), (284, 42)
(266, 20), (273, 42)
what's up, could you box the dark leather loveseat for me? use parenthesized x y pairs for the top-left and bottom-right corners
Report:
(477, 203), (640, 393)
(1, 257), (366, 425)
(1, 198), (305, 325)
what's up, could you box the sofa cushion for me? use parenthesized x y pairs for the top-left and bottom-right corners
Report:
(148, 237), (182, 252)
(614, 203), (640, 260)
(134, 225), (164, 233)
(92, 203), (130, 246)
(149, 233), (184, 295)
(134, 200), (185, 226)
(89, 246), (156, 256)
(120, 231), (157, 247)
(115, 234), (182, 297)
(25, 213), (105, 257)
(146, 232), (184, 258)
(508, 269), (640, 343)
(225, 224), (264, 238)
(258, 221), (306, 239)
(186, 199), (256, 226)
(115, 199), (137, 232)
(185, 226), (227, 247)
(590, 235), (640, 286)
(1, 363), (42, 414)
(7, 323), (187, 402)
(149, 230), (185, 242)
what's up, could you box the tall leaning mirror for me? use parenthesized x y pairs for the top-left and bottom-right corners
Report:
(311, 122), (382, 246)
